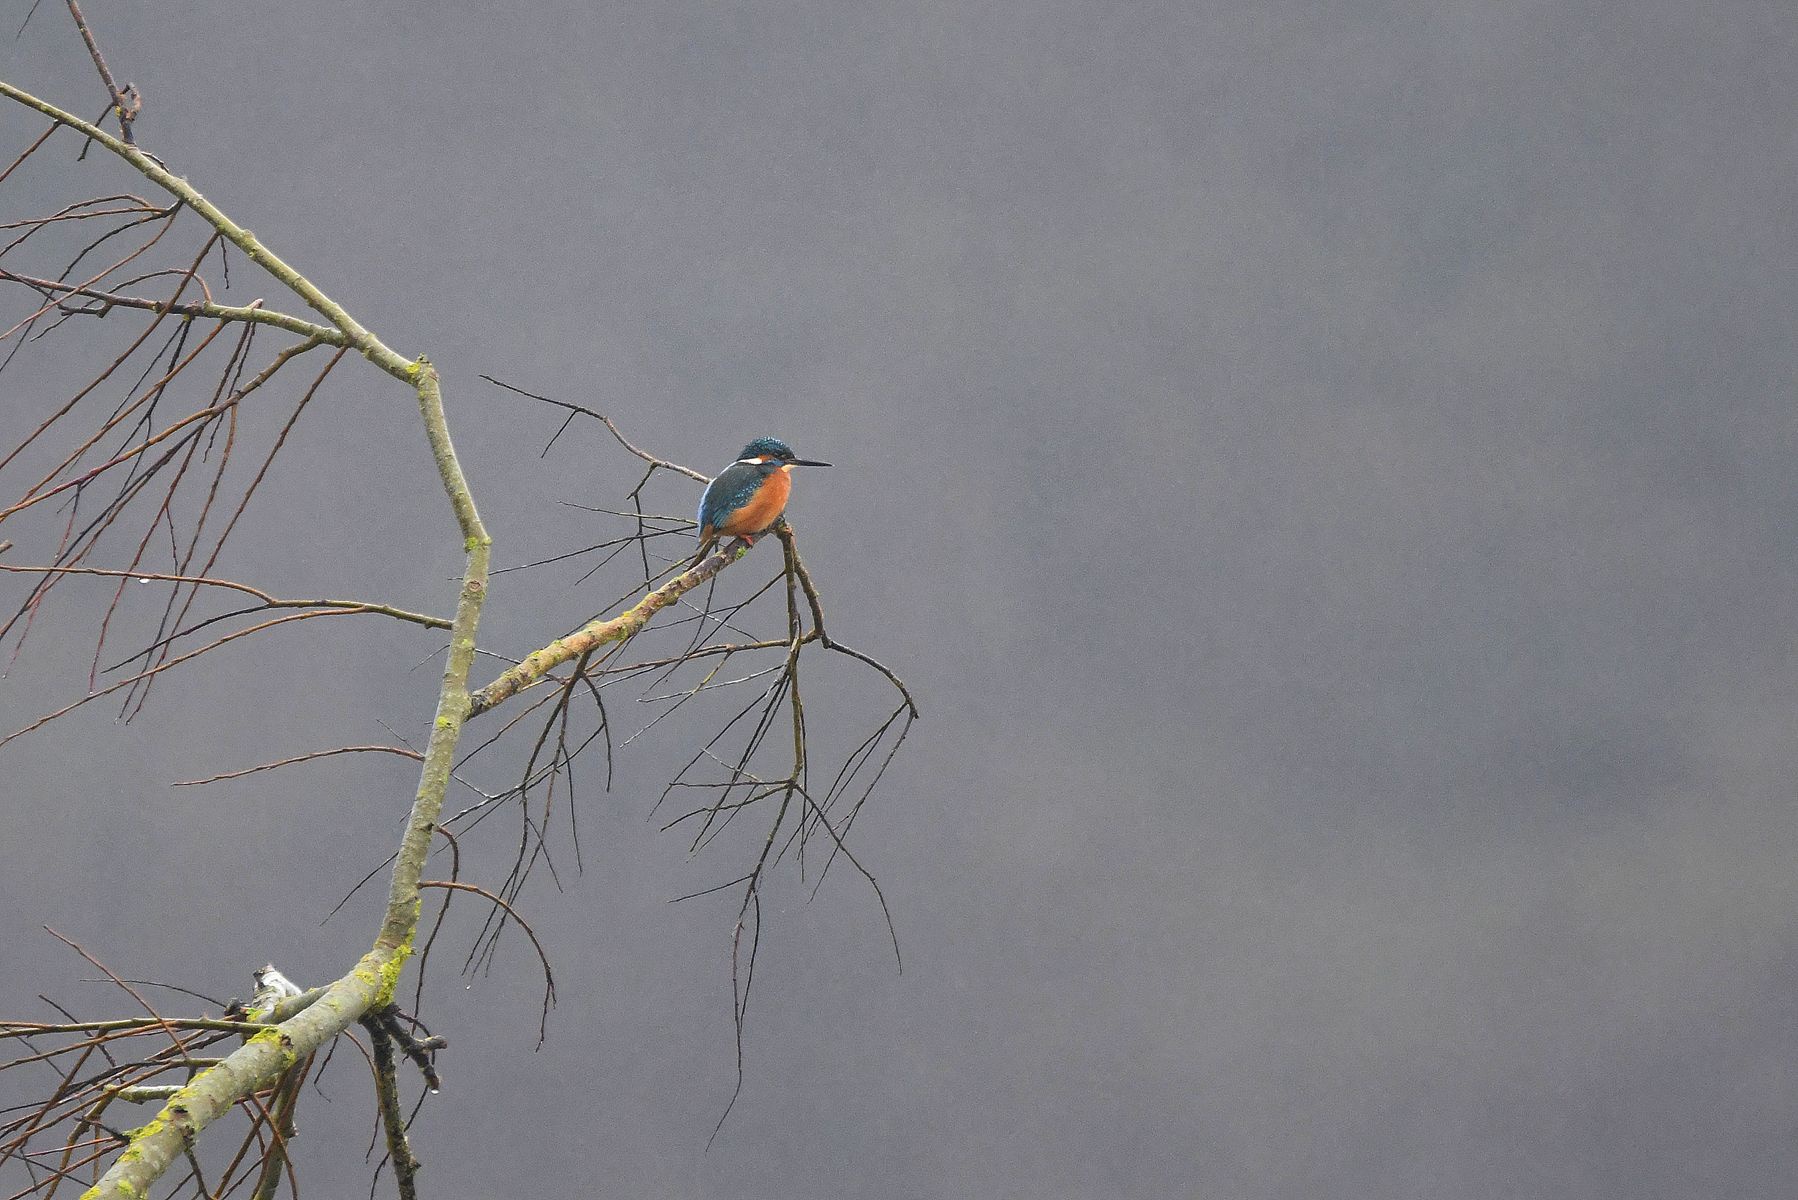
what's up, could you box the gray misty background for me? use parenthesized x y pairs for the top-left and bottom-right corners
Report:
(2, 2), (1795, 1197)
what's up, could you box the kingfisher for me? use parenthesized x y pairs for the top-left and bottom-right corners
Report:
(693, 437), (831, 560)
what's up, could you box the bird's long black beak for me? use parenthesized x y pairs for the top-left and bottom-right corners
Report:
(792, 459), (832, 467)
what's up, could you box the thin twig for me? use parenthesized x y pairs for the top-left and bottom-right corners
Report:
(171, 746), (424, 787)
(479, 375), (708, 481)
(64, 0), (137, 144)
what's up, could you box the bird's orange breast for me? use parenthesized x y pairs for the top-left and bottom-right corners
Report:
(717, 467), (792, 536)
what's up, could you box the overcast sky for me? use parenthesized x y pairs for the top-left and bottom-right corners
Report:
(3, 2), (1796, 1197)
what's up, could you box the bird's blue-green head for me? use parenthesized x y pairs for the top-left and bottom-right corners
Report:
(737, 437), (831, 467)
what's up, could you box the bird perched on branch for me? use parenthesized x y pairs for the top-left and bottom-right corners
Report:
(694, 437), (831, 560)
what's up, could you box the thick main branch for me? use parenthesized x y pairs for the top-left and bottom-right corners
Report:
(80, 363), (489, 1200)
(0, 76), (493, 1200)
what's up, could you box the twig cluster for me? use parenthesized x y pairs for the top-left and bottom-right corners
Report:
(0, 937), (434, 1200)
(0, 128), (396, 726)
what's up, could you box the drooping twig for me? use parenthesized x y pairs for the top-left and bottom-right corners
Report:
(417, 881), (555, 1045)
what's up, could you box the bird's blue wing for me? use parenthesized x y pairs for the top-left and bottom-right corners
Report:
(698, 462), (763, 530)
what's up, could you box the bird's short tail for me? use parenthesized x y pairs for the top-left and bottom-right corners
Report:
(687, 529), (717, 570)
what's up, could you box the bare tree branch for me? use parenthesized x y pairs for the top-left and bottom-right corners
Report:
(467, 539), (758, 716)
(0, 268), (343, 341)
